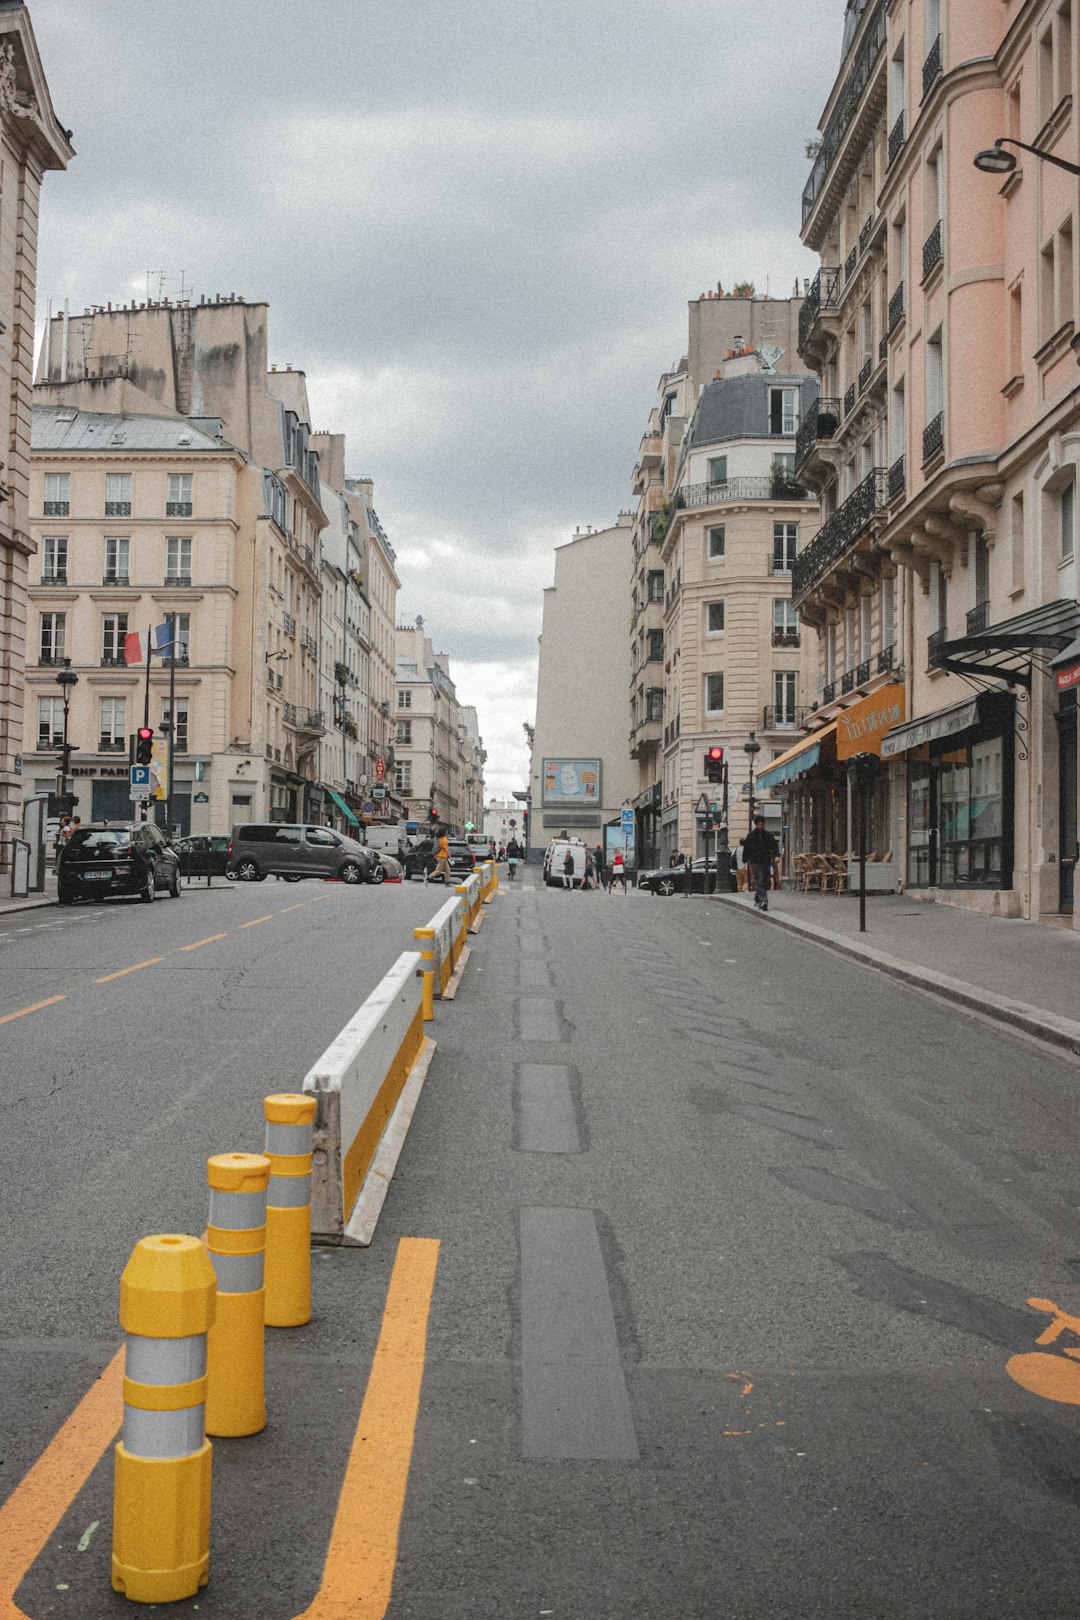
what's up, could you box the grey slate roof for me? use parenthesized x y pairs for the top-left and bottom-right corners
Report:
(32, 407), (231, 454)
(689, 374), (819, 449)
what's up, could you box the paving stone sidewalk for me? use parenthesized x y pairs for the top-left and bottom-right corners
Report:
(715, 888), (1080, 1056)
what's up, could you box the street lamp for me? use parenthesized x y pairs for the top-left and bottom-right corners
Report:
(56, 656), (78, 811)
(973, 137), (1080, 179)
(743, 730), (761, 831)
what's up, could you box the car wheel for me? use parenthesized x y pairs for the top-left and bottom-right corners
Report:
(170, 867), (181, 898)
(140, 869), (155, 903)
(283, 874), (302, 883)
(656, 876), (676, 897)
(368, 862), (385, 885)
(339, 861), (363, 884)
(236, 858), (261, 882)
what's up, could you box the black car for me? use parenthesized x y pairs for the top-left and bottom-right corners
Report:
(58, 820), (181, 904)
(637, 857), (730, 897)
(402, 838), (477, 882)
(173, 834), (232, 877)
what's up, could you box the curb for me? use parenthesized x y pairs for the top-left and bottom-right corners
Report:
(714, 895), (1080, 1059)
(0, 895), (57, 916)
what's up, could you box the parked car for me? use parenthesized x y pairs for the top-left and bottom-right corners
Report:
(173, 834), (232, 877)
(375, 850), (404, 883)
(57, 820), (181, 905)
(638, 857), (729, 897)
(229, 823), (379, 885)
(401, 838), (476, 882)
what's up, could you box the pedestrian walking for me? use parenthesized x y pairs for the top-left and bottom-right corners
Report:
(583, 851), (595, 890)
(594, 843), (605, 889)
(506, 837), (521, 881)
(742, 815), (781, 911)
(608, 848), (627, 893)
(733, 837), (748, 892)
(562, 848), (575, 889)
(429, 830), (452, 885)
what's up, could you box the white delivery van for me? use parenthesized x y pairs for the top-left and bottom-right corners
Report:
(363, 822), (410, 858)
(543, 838), (588, 887)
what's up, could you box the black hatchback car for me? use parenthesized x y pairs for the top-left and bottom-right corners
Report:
(58, 820), (181, 905)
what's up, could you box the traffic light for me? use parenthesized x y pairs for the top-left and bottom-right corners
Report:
(428, 804), (439, 823)
(135, 726), (154, 765)
(704, 745), (725, 783)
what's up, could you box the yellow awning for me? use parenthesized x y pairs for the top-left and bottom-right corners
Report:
(757, 722), (837, 792)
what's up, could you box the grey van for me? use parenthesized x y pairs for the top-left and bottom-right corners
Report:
(229, 823), (379, 884)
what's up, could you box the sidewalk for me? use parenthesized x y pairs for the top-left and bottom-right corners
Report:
(0, 870), (57, 917)
(715, 889), (1080, 1057)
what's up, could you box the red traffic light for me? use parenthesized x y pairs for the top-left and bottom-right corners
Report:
(428, 804), (439, 819)
(707, 746), (724, 762)
(135, 726), (154, 765)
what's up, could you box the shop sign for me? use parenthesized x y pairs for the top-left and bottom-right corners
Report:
(1057, 660), (1080, 692)
(836, 684), (905, 760)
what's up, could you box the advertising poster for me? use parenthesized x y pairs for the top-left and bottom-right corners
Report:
(541, 758), (602, 805)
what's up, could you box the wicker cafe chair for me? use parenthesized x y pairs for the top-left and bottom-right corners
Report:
(804, 854), (829, 892)
(792, 853), (811, 892)
(822, 854), (848, 894)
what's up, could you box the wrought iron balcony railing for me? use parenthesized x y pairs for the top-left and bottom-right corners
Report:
(878, 644), (896, 673)
(164, 573), (191, 588)
(859, 215), (875, 255)
(842, 669), (855, 694)
(966, 601), (989, 635)
(823, 681), (836, 703)
(888, 109), (906, 166)
(771, 629), (802, 648)
(922, 219), (943, 280)
(801, 0), (887, 226)
(888, 455), (906, 502)
(856, 659), (871, 685)
(795, 396), (841, 469)
(922, 411), (944, 464)
(764, 705), (809, 731)
(104, 501), (131, 517)
(888, 282), (905, 336)
(43, 501), (69, 517)
(101, 574), (129, 587)
(879, 334), (888, 362)
(844, 383), (856, 418)
(680, 475), (808, 507)
(39, 572), (67, 585)
(166, 501), (193, 518)
(859, 357), (872, 394)
(928, 627), (948, 667)
(791, 467), (888, 604)
(922, 32), (942, 98)
(798, 266), (841, 349)
(845, 245), (858, 282)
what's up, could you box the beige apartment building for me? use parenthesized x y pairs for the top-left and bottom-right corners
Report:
(394, 621), (485, 833)
(344, 475), (401, 816)
(786, 0), (1080, 924)
(0, 5), (71, 876)
(530, 519), (635, 857)
(30, 298), (328, 829)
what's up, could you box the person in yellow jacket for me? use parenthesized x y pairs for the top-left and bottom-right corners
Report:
(429, 830), (452, 885)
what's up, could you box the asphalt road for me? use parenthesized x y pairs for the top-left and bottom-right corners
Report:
(6, 874), (1080, 1618)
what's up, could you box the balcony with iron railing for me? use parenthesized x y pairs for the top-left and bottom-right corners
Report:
(845, 244), (858, 282)
(888, 109), (905, 166)
(164, 573), (191, 588)
(99, 738), (126, 753)
(844, 383), (856, 418)
(856, 658), (871, 686)
(922, 32), (942, 98)
(859, 357), (872, 395)
(801, 0), (888, 228)
(798, 266), (841, 350)
(922, 219), (943, 281)
(928, 627), (948, 667)
(763, 705), (809, 731)
(922, 411), (944, 465)
(43, 500), (69, 517)
(795, 396), (841, 470)
(887, 455), (906, 502)
(771, 629), (802, 649)
(841, 669), (855, 694)
(966, 601), (989, 635)
(791, 467), (888, 605)
(887, 282), (905, 337)
(39, 572), (67, 585)
(100, 653), (128, 667)
(878, 644), (896, 673)
(166, 501), (193, 518)
(823, 681), (836, 703)
(681, 474), (809, 507)
(104, 501), (131, 518)
(101, 574), (129, 587)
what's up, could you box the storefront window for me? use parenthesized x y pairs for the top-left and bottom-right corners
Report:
(906, 736), (1006, 888)
(907, 763), (931, 886)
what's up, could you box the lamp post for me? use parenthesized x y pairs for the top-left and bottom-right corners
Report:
(973, 138), (1080, 179)
(743, 731), (761, 831)
(56, 656), (78, 813)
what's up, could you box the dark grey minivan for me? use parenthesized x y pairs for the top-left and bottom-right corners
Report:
(229, 823), (380, 884)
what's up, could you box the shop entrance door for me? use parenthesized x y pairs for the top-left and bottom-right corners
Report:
(1058, 705), (1077, 913)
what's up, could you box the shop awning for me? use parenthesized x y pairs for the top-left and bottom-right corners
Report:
(930, 597), (1080, 690)
(757, 722), (837, 791)
(324, 787), (360, 828)
(880, 695), (979, 759)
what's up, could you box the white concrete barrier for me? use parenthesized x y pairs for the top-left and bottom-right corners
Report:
(303, 951), (435, 1245)
(457, 872), (483, 933)
(414, 893), (468, 1018)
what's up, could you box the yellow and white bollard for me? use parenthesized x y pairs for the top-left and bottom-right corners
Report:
(414, 925), (436, 1022)
(204, 1151), (270, 1437)
(263, 1093), (315, 1328)
(112, 1233), (216, 1604)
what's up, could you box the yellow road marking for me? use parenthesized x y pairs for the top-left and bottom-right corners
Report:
(275, 903), (309, 915)
(295, 1236), (439, 1620)
(0, 994), (65, 1027)
(0, 1346), (123, 1618)
(95, 957), (165, 983)
(179, 933), (228, 952)
(239, 914), (275, 929)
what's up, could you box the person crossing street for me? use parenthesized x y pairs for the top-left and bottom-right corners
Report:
(741, 814), (781, 911)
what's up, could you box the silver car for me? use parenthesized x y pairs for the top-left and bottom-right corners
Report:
(229, 823), (379, 884)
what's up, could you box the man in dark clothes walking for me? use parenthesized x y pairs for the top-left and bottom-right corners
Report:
(741, 814), (781, 911)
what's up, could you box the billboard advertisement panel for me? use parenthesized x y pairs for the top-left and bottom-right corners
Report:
(541, 758), (602, 805)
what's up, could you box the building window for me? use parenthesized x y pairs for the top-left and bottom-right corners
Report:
(397, 689), (412, 709)
(707, 455), (728, 486)
(647, 628), (664, 661)
(707, 525), (725, 560)
(104, 535), (130, 584)
(646, 688), (663, 722)
(41, 535), (67, 583)
(772, 522), (798, 572)
(1008, 279), (1023, 382)
(704, 672), (724, 713)
(37, 696), (64, 749)
(166, 535), (192, 585)
(1061, 479), (1075, 561)
(99, 697), (126, 750)
(395, 760), (412, 794)
(774, 671), (797, 724)
(859, 595), (872, 660)
(105, 473), (131, 517)
(162, 697), (189, 753)
(882, 575), (896, 649)
(769, 387), (799, 435)
(1011, 490), (1026, 592)
(1039, 218), (1073, 345)
(44, 472), (69, 516)
(40, 611), (65, 663)
(167, 473), (193, 517)
(166, 613), (190, 664)
(397, 719), (412, 744)
(974, 531), (991, 606)
(773, 599), (799, 645)
(647, 570), (664, 602)
(930, 561), (947, 634)
(1039, 2), (1072, 124)
(705, 601), (725, 635)
(102, 613), (129, 665)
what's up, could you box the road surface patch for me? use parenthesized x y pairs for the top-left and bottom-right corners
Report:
(513, 1065), (585, 1154)
(723, 1101), (843, 1147)
(770, 1165), (921, 1228)
(514, 998), (570, 1044)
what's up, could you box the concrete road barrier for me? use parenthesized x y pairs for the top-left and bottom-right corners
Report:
(414, 893), (466, 1020)
(304, 951), (435, 1245)
(457, 872), (483, 933)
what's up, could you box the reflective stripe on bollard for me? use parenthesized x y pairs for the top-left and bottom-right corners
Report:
(112, 1233), (216, 1604)
(264, 1094), (315, 1328)
(205, 1152), (270, 1437)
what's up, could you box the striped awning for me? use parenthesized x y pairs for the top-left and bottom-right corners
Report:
(757, 722), (837, 791)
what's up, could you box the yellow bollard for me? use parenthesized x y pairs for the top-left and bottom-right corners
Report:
(204, 1152), (270, 1437)
(263, 1093), (315, 1328)
(414, 925), (436, 1022)
(112, 1233), (216, 1604)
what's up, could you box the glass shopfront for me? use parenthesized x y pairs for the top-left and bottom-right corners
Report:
(903, 697), (1013, 890)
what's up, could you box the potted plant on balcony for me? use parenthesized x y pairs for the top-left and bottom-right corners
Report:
(334, 660), (349, 688)
(342, 713), (358, 740)
(770, 461), (806, 500)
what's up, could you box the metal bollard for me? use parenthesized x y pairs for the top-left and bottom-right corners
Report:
(414, 925), (436, 1022)
(204, 1152), (270, 1437)
(263, 1093), (315, 1327)
(112, 1233), (217, 1604)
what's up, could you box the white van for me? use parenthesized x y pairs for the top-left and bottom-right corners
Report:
(467, 833), (495, 863)
(543, 838), (588, 887)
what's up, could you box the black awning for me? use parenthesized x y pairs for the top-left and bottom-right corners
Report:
(931, 598), (1080, 688)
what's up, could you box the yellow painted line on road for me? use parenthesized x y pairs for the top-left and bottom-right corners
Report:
(239, 914), (275, 929)
(179, 932), (228, 952)
(295, 1236), (439, 1620)
(0, 1346), (123, 1619)
(95, 957), (165, 983)
(276, 895), (330, 915)
(0, 994), (65, 1027)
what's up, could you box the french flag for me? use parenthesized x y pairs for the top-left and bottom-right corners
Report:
(123, 623), (173, 664)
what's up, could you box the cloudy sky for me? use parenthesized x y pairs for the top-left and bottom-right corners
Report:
(29, 0), (842, 799)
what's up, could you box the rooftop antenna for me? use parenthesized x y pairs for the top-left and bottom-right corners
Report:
(145, 269), (166, 303)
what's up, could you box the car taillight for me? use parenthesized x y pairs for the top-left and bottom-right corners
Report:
(227, 839), (232, 857)
(112, 843), (133, 855)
